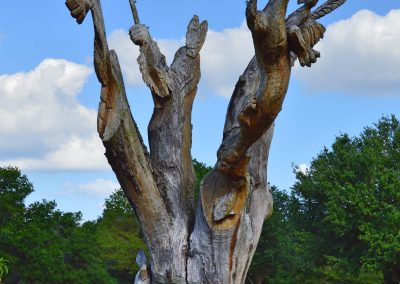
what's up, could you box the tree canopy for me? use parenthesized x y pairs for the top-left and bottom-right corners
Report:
(292, 115), (400, 283)
(0, 160), (211, 283)
(0, 167), (115, 283)
(248, 115), (400, 283)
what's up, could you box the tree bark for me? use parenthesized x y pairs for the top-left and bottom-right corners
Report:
(187, 1), (290, 282)
(64, 0), (340, 282)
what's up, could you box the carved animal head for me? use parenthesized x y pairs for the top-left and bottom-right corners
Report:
(185, 15), (208, 58)
(65, 0), (93, 24)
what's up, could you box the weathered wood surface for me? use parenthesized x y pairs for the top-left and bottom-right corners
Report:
(65, 0), (347, 282)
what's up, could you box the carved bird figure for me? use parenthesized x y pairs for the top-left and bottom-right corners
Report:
(286, 0), (347, 67)
(286, 0), (319, 28)
(65, 0), (93, 24)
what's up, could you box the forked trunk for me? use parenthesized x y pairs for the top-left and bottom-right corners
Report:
(64, 0), (345, 282)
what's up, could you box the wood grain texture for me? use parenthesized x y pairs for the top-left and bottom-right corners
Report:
(65, 0), (346, 282)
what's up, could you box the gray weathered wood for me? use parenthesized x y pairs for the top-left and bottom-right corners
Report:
(65, 0), (347, 282)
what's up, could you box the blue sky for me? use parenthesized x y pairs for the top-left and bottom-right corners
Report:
(0, 1), (399, 220)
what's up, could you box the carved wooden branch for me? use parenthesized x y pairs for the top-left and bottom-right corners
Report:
(188, 55), (275, 284)
(65, 0), (176, 276)
(129, 0), (140, 24)
(127, 12), (208, 281)
(130, 24), (171, 104)
(216, 0), (291, 178)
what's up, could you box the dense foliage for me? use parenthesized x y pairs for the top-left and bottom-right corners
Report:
(248, 116), (400, 283)
(0, 160), (211, 283)
(0, 167), (115, 283)
(1, 117), (399, 283)
(294, 115), (399, 283)
(247, 187), (384, 283)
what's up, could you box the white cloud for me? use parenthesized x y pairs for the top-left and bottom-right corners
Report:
(108, 22), (254, 97)
(294, 9), (400, 96)
(62, 178), (120, 197)
(0, 59), (110, 171)
(1, 134), (107, 171)
(201, 22), (254, 97)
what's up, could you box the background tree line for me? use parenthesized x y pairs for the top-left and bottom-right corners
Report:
(0, 116), (399, 283)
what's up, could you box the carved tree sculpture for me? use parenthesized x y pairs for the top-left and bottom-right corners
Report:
(65, 0), (347, 282)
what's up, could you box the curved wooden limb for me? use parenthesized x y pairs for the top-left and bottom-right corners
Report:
(66, 0), (110, 87)
(129, 24), (171, 105)
(100, 41), (190, 284)
(189, 125), (274, 284)
(216, 1), (291, 179)
(199, 53), (273, 223)
(189, 38), (275, 281)
(91, 0), (112, 87)
(125, 14), (209, 281)
(66, 1), (184, 278)
(150, 15), (208, 232)
(191, 11), (290, 282)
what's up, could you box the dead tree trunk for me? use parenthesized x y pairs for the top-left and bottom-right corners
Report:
(65, 0), (346, 282)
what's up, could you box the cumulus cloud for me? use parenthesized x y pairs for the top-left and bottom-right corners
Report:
(1, 134), (107, 171)
(62, 178), (120, 197)
(201, 22), (254, 97)
(108, 22), (254, 97)
(0, 59), (109, 171)
(294, 9), (400, 96)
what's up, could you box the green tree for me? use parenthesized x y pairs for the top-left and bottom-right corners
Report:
(0, 166), (115, 283)
(247, 186), (294, 283)
(193, 159), (213, 199)
(293, 116), (400, 283)
(0, 166), (33, 282)
(96, 189), (147, 283)
(0, 257), (8, 283)
(0, 167), (33, 226)
(247, 187), (322, 284)
(6, 200), (115, 283)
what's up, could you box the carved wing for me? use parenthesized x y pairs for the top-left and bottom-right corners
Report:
(300, 20), (326, 48)
(311, 0), (347, 20)
(299, 0), (347, 48)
